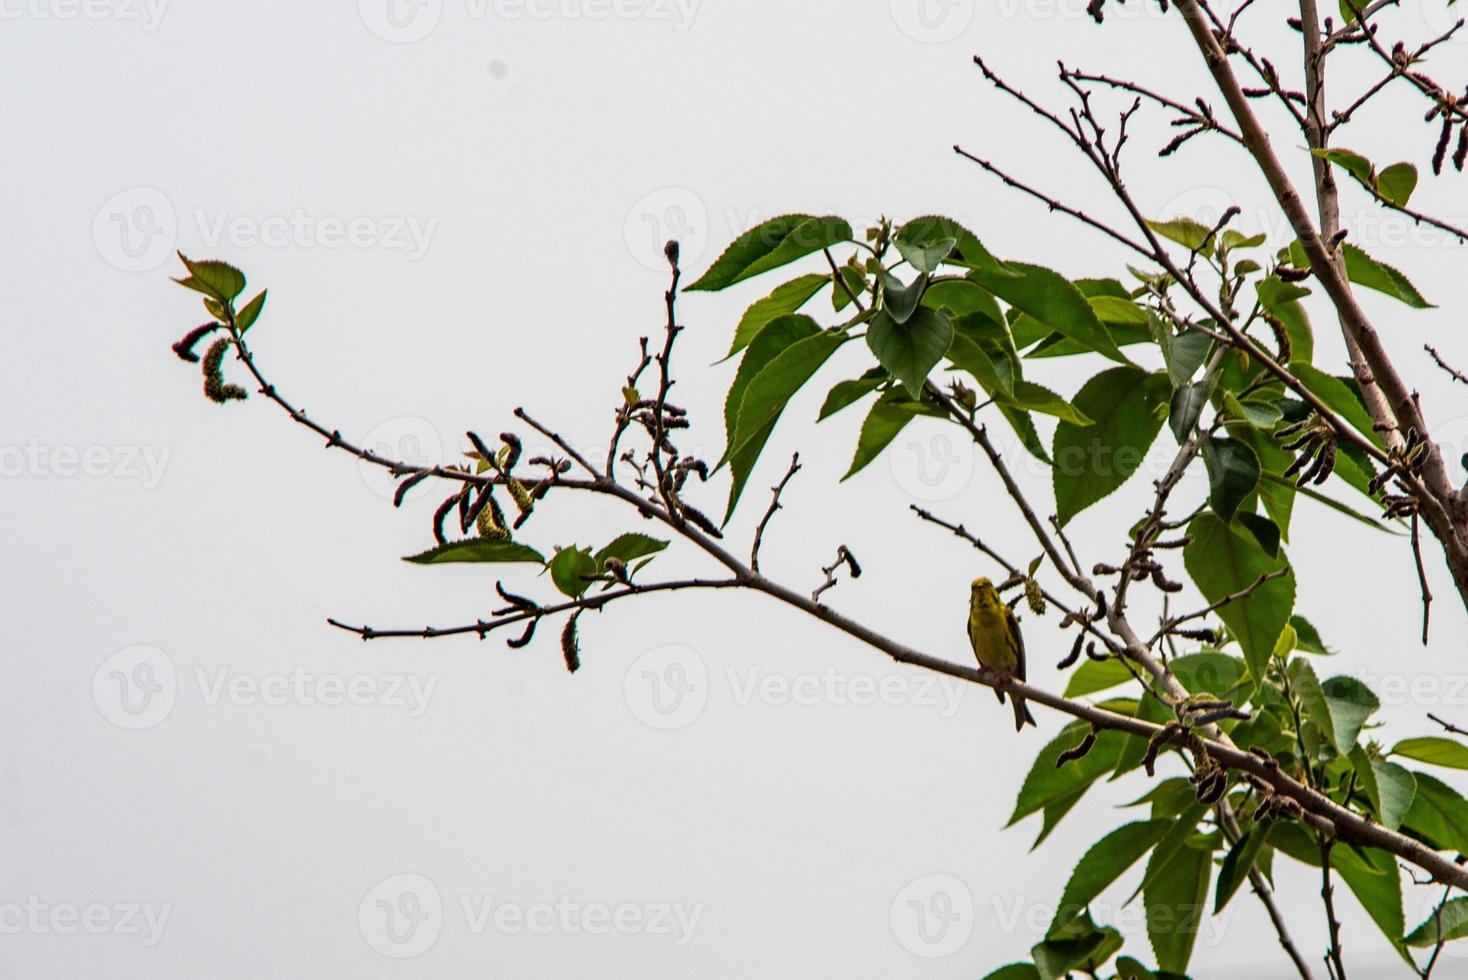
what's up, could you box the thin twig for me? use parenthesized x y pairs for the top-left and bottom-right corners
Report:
(751, 453), (801, 573)
(1066, 69), (1244, 145)
(1427, 345), (1468, 386)
(1321, 837), (1348, 980)
(824, 248), (865, 311)
(1429, 713), (1468, 737)
(1151, 568), (1291, 644)
(1413, 513), (1434, 645)
(952, 146), (1153, 256)
(1421, 883), (1454, 978)
(327, 576), (742, 640)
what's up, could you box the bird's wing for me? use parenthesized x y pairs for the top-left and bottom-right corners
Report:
(1006, 606), (1026, 682)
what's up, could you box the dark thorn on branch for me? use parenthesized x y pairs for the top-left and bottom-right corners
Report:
(812, 545), (861, 603)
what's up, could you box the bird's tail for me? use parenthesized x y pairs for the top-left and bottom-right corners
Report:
(1012, 695), (1037, 731)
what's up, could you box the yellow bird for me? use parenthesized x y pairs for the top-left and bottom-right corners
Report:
(968, 577), (1036, 731)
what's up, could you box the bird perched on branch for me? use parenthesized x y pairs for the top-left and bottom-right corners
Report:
(968, 577), (1036, 731)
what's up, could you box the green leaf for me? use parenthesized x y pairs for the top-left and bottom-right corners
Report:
(1053, 367), (1168, 525)
(1033, 918), (1124, 980)
(403, 539), (547, 565)
(923, 278), (1004, 320)
(1223, 391), (1282, 429)
(174, 253), (247, 303)
(1320, 675), (1380, 755)
(688, 215), (852, 292)
(948, 332), (1014, 399)
(235, 289), (267, 333)
(1147, 217), (1215, 251)
(1143, 834), (1213, 973)
(1183, 513), (1295, 689)
(842, 391), (932, 480)
(1035, 785), (1089, 849)
(1121, 777), (1194, 814)
(1404, 896), (1468, 947)
(1351, 749), (1416, 830)
(1050, 820), (1172, 936)
(1290, 659), (1336, 753)
(1167, 382), (1209, 445)
(549, 546), (598, 598)
(1203, 437), (1260, 524)
(1090, 295), (1149, 326)
(725, 330), (847, 519)
(1403, 772), (1468, 854)
(1169, 333), (1214, 388)
(894, 235), (956, 275)
(1063, 657), (1136, 697)
(1215, 825), (1268, 912)
(878, 269), (926, 325)
(896, 215), (1007, 272)
(951, 310), (1022, 392)
(969, 262), (1130, 364)
(1171, 651), (1249, 699)
(1267, 820), (1321, 866)
(1377, 163), (1418, 207)
(1233, 427), (1296, 536)
(818, 370), (885, 421)
(1290, 615), (1331, 654)
(593, 533), (668, 569)
(1334, 844), (1405, 949)
(1149, 313), (1213, 387)
(1312, 146), (1375, 185)
(1000, 404), (1053, 466)
(1003, 380), (1092, 426)
(725, 274), (827, 358)
(1392, 737), (1468, 771)
(1237, 512), (1282, 559)
(1255, 275), (1311, 309)
(981, 966), (1041, 980)
(866, 306), (953, 398)
(1023, 322), (1153, 359)
(1113, 958), (1158, 980)
(725, 315), (820, 454)
(1287, 240), (1432, 308)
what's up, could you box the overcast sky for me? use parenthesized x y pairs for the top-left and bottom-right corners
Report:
(5, 1), (1468, 977)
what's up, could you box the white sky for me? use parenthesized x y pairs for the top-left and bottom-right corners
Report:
(4, 0), (1468, 977)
